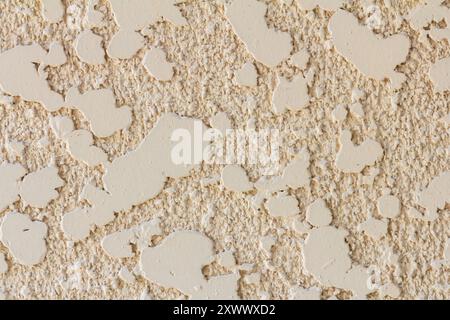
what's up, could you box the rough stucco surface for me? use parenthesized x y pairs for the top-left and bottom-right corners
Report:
(0, 0), (449, 300)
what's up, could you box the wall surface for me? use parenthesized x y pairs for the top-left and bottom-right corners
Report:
(0, 0), (449, 300)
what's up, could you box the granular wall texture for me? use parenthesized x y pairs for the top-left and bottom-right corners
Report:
(0, 0), (449, 300)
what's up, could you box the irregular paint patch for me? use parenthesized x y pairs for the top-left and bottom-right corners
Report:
(335, 130), (383, 173)
(234, 62), (257, 87)
(0, 212), (48, 266)
(358, 217), (387, 240)
(142, 48), (174, 81)
(19, 167), (64, 208)
(46, 42), (67, 66)
(265, 194), (299, 217)
(329, 10), (410, 88)
(41, 0), (64, 23)
(429, 57), (450, 92)
(0, 162), (27, 212)
(377, 195), (400, 219)
(0, 44), (65, 111)
(86, 0), (103, 26)
(272, 75), (309, 114)
(349, 102), (364, 118)
(66, 130), (108, 166)
(140, 231), (239, 299)
(255, 148), (310, 192)
(217, 251), (236, 269)
(225, 0), (292, 67)
(260, 235), (276, 254)
(107, 0), (187, 59)
(118, 267), (135, 284)
(297, 0), (344, 11)
(291, 48), (310, 69)
(416, 171), (450, 220)
(65, 87), (131, 137)
(221, 165), (253, 192)
(62, 114), (206, 241)
(0, 253), (8, 274)
(75, 30), (105, 65)
(306, 199), (332, 227)
(303, 225), (370, 298)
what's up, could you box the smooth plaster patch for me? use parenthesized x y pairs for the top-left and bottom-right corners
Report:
(306, 199), (332, 227)
(142, 48), (174, 81)
(0, 212), (48, 266)
(221, 164), (253, 192)
(225, 0), (292, 67)
(335, 130), (383, 173)
(234, 62), (258, 87)
(107, 0), (187, 59)
(297, 0), (344, 11)
(377, 195), (401, 219)
(416, 171), (450, 220)
(41, 0), (64, 23)
(272, 75), (310, 114)
(75, 30), (106, 65)
(140, 231), (238, 299)
(265, 194), (299, 217)
(329, 9), (410, 88)
(358, 217), (388, 240)
(19, 167), (64, 208)
(430, 57), (450, 92)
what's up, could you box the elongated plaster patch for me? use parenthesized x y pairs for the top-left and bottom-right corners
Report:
(41, 0), (64, 23)
(234, 62), (257, 87)
(221, 165), (253, 192)
(225, 0), (292, 67)
(140, 231), (238, 299)
(75, 30), (106, 65)
(0, 212), (47, 266)
(430, 57), (450, 92)
(19, 167), (64, 208)
(142, 48), (174, 81)
(416, 171), (450, 219)
(329, 9), (410, 88)
(335, 130), (383, 173)
(107, 0), (187, 59)
(265, 194), (299, 217)
(62, 113), (206, 241)
(272, 75), (309, 114)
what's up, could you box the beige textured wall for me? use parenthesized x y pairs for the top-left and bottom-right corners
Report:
(0, 0), (449, 300)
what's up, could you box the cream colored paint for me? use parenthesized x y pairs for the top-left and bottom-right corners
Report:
(335, 130), (383, 173)
(75, 30), (105, 65)
(0, 162), (26, 212)
(329, 9), (410, 88)
(407, 0), (450, 42)
(416, 171), (450, 219)
(0, 253), (8, 274)
(331, 104), (347, 122)
(265, 194), (299, 217)
(0, 44), (65, 111)
(221, 164), (253, 192)
(291, 49), (310, 70)
(102, 229), (135, 259)
(209, 112), (232, 134)
(62, 113), (205, 240)
(297, 0), (344, 11)
(290, 286), (321, 300)
(140, 231), (238, 299)
(0, 212), (47, 266)
(65, 87), (131, 137)
(107, 0), (187, 59)
(66, 130), (108, 166)
(306, 199), (332, 227)
(46, 42), (67, 66)
(41, 0), (64, 23)
(272, 75), (309, 114)
(234, 62), (257, 87)
(349, 102), (364, 118)
(377, 195), (400, 219)
(430, 57), (450, 92)
(118, 267), (135, 284)
(142, 48), (174, 81)
(225, 0), (292, 67)
(19, 167), (64, 208)
(358, 217), (387, 240)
